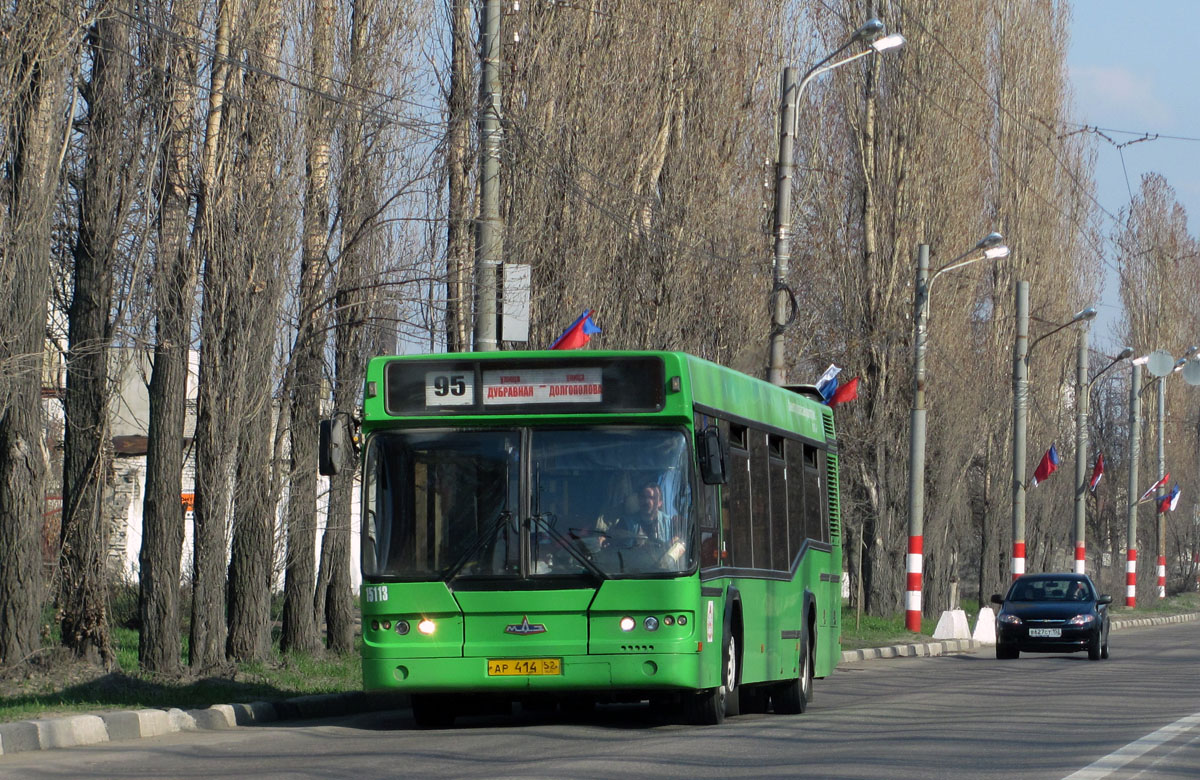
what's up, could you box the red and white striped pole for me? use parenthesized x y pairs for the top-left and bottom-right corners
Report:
(1126, 548), (1137, 608)
(1074, 544), (1085, 574)
(1012, 541), (1025, 581)
(1157, 554), (1167, 599)
(905, 535), (923, 632)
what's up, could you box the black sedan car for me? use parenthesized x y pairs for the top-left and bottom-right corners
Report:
(990, 573), (1111, 660)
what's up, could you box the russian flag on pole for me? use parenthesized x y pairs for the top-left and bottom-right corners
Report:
(549, 310), (601, 350)
(1089, 452), (1104, 492)
(829, 376), (860, 407)
(815, 364), (841, 402)
(1159, 483), (1181, 513)
(1139, 472), (1170, 503)
(1029, 443), (1059, 488)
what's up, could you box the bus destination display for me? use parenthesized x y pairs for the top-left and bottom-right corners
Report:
(386, 356), (665, 416)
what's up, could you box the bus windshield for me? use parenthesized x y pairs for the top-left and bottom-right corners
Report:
(362, 427), (695, 580)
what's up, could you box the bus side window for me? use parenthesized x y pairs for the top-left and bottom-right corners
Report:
(726, 422), (751, 568)
(749, 430), (770, 569)
(803, 444), (825, 543)
(695, 413), (722, 568)
(785, 439), (805, 561)
(768, 435), (788, 571)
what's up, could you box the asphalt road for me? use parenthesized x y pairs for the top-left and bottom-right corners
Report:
(2, 622), (1198, 780)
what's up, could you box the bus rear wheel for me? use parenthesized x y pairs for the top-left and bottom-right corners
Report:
(685, 633), (738, 725)
(411, 694), (456, 729)
(773, 636), (812, 715)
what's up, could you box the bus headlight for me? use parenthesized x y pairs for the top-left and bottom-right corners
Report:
(418, 618), (436, 635)
(619, 616), (636, 632)
(644, 616), (659, 631)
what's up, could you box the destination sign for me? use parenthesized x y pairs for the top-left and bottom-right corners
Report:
(482, 367), (602, 405)
(383, 356), (664, 416)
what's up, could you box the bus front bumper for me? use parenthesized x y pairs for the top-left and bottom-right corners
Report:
(363, 652), (707, 694)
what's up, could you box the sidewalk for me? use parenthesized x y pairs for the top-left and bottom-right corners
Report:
(3, 611), (1197, 756)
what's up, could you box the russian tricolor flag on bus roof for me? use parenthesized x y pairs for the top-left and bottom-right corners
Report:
(550, 310), (601, 350)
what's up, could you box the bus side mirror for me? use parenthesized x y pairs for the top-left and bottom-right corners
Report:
(697, 427), (727, 485)
(318, 418), (349, 476)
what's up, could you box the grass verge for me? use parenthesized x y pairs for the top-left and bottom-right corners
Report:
(0, 626), (361, 724)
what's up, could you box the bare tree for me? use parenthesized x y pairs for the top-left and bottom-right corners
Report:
(139, 0), (203, 674)
(226, 0), (291, 665)
(282, 0), (335, 655)
(189, 0), (241, 672)
(0, 0), (72, 669)
(444, 0), (474, 350)
(60, 0), (136, 667)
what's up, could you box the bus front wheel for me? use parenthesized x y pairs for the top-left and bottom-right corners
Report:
(685, 633), (738, 725)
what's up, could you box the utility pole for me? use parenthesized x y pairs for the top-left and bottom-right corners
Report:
(1126, 362), (1141, 607)
(1010, 281), (1029, 581)
(905, 244), (929, 632)
(768, 67), (797, 385)
(473, 0), (502, 351)
(1073, 327), (1088, 574)
(1156, 378), (1167, 598)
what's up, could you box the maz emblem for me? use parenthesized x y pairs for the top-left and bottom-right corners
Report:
(505, 615), (547, 635)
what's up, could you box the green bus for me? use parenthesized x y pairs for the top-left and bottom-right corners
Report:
(324, 350), (842, 727)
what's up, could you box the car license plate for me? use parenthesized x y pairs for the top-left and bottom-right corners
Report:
(487, 658), (562, 676)
(1028, 628), (1061, 638)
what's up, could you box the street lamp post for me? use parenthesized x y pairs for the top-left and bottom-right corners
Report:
(1011, 289), (1095, 580)
(1123, 347), (1196, 605)
(768, 21), (905, 384)
(905, 234), (1008, 633)
(1073, 344), (1133, 575)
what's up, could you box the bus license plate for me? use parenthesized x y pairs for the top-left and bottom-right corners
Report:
(487, 658), (562, 676)
(1029, 628), (1061, 638)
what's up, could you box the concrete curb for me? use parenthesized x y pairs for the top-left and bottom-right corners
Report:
(3, 612), (1197, 756)
(0, 691), (409, 757)
(837, 611), (1200, 666)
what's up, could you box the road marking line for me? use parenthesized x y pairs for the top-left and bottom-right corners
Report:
(1061, 711), (1200, 780)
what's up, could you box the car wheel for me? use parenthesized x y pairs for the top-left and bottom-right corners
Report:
(1101, 630), (1110, 660)
(1087, 632), (1101, 661)
(996, 643), (1018, 659)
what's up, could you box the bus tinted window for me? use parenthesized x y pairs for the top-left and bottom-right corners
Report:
(803, 444), (825, 543)
(750, 431), (770, 568)
(769, 444), (789, 570)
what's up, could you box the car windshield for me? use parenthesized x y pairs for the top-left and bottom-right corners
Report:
(1008, 578), (1093, 601)
(362, 427), (694, 580)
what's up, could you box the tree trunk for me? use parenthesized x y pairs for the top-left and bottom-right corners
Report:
(445, 0), (474, 351)
(189, 0), (239, 674)
(0, 0), (67, 670)
(60, 5), (133, 667)
(225, 0), (287, 664)
(139, 0), (201, 675)
(282, 0), (335, 655)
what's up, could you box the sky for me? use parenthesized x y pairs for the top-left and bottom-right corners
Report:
(1067, 0), (1200, 353)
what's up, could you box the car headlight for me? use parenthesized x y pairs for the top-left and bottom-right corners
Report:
(998, 614), (1022, 626)
(1066, 614), (1095, 627)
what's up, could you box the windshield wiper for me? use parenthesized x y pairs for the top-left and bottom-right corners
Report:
(443, 510), (514, 581)
(531, 512), (607, 581)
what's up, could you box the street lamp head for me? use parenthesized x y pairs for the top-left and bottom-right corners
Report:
(851, 17), (886, 43)
(975, 232), (1005, 250)
(983, 244), (1010, 260)
(1115, 346), (1134, 360)
(870, 33), (906, 53)
(1072, 307), (1097, 323)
